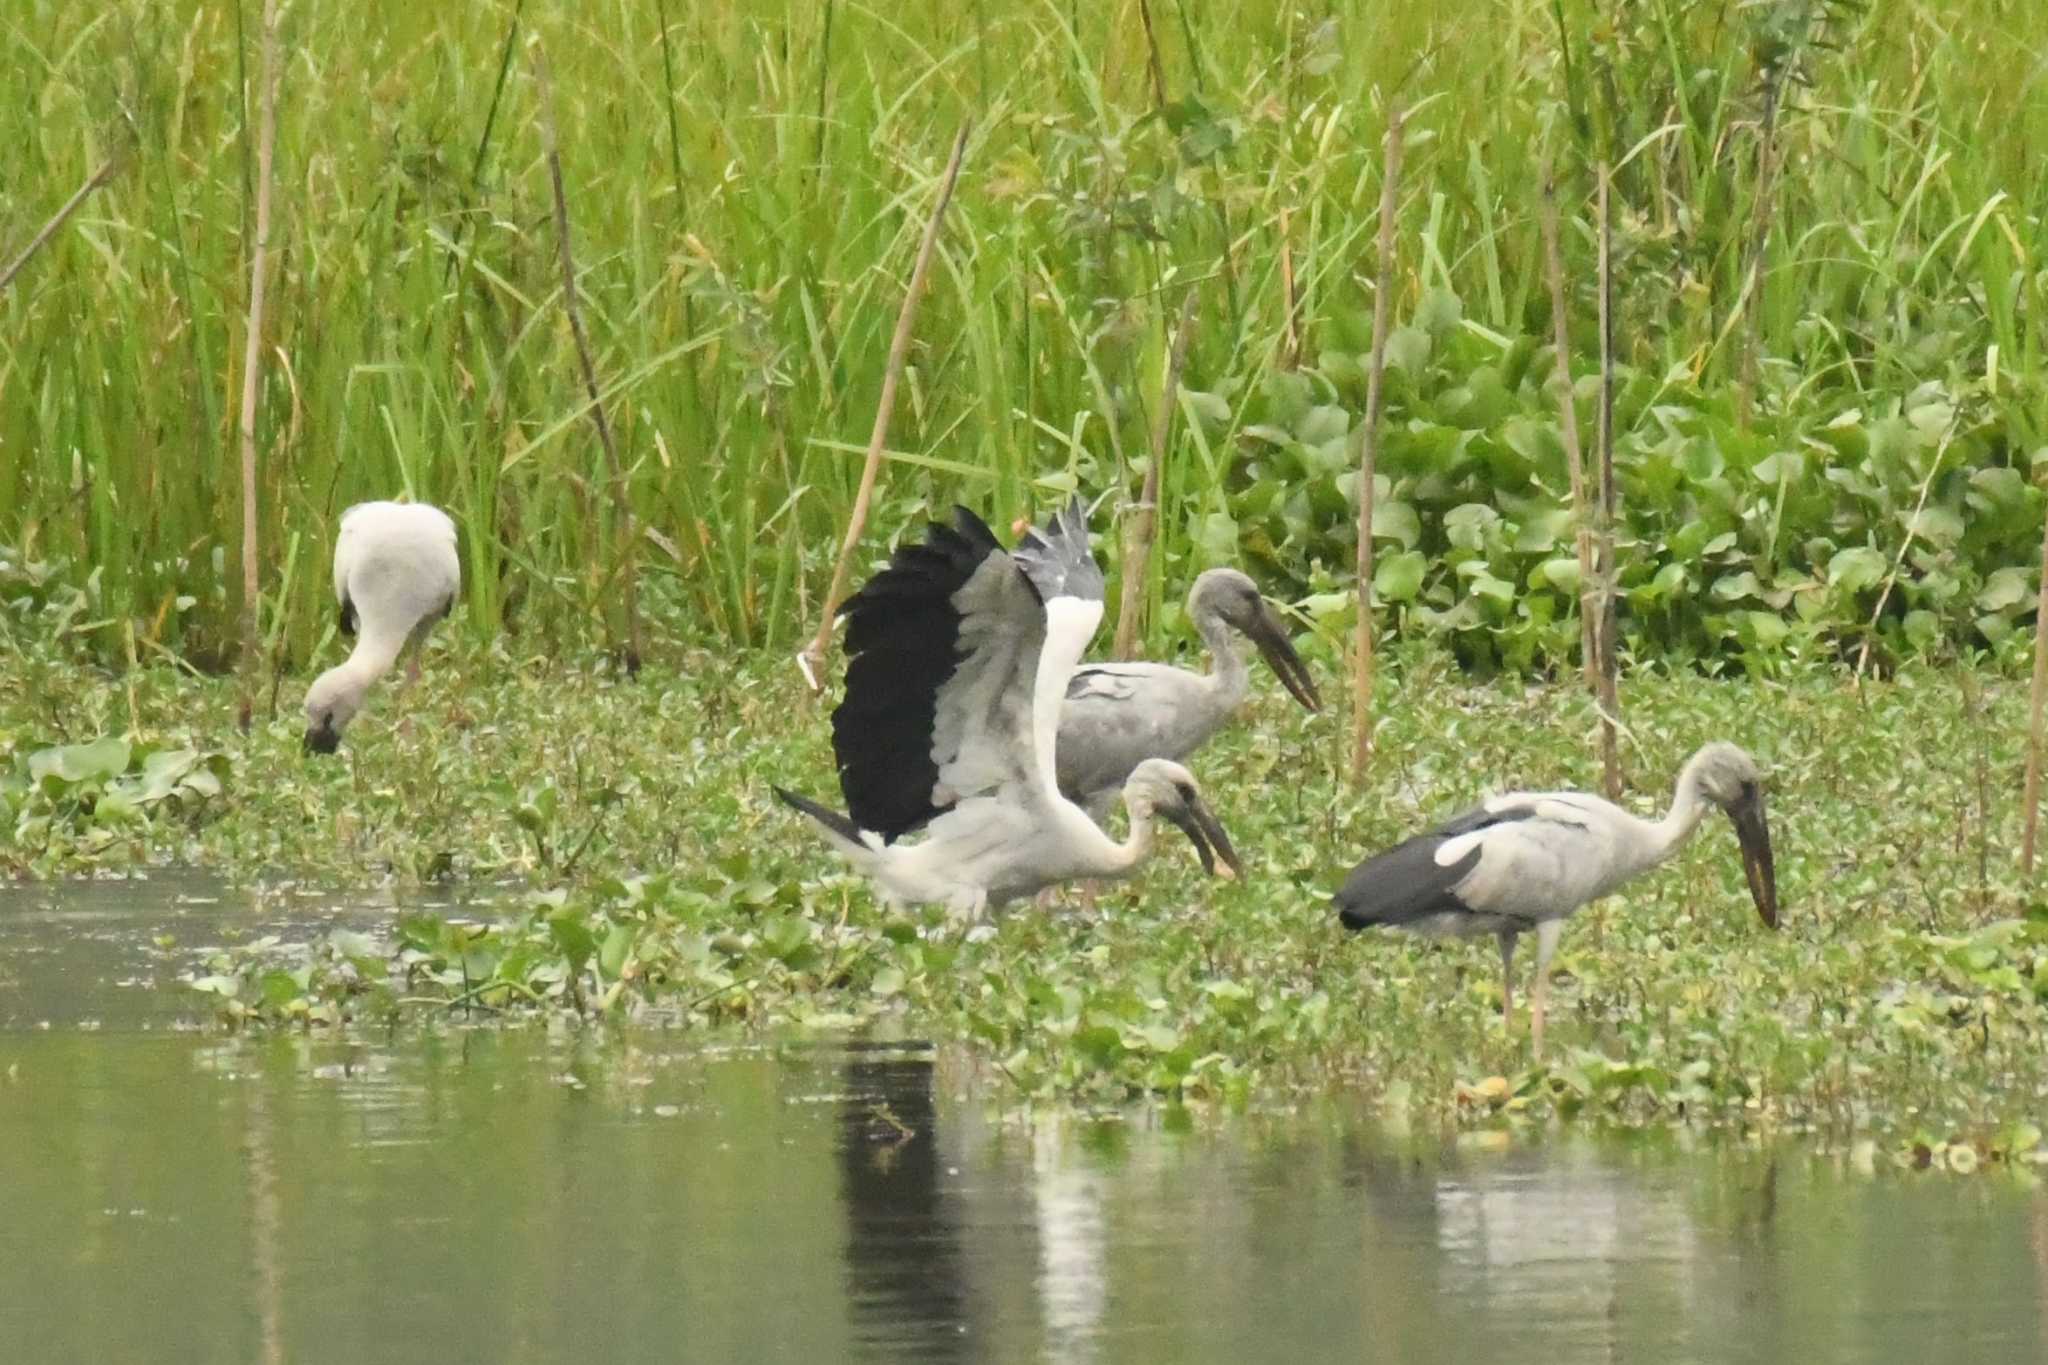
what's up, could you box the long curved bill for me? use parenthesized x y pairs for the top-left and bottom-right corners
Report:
(1730, 792), (1778, 929)
(1164, 796), (1244, 882)
(1248, 601), (1323, 713)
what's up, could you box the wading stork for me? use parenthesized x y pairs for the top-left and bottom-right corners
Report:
(303, 500), (460, 754)
(1056, 568), (1322, 817)
(775, 499), (1242, 921)
(1333, 742), (1778, 1053)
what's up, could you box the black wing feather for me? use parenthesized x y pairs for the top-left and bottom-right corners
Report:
(773, 785), (865, 847)
(830, 506), (1019, 842)
(1333, 805), (1535, 930)
(339, 593), (358, 637)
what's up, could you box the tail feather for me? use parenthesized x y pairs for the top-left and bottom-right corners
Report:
(774, 786), (875, 862)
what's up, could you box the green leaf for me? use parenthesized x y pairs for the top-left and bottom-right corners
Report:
(1827, 546), (1887, 592)
(548, 911), (598, 971)
(1537, 557), (1583, 594)
(1374, 551), (1427, 603)
(30, 736), (131, 786)
(1383, 326), (1431, 374)
(1977, 566), (2033, 613)
(1371, 500), (1421, 549)
(1413, 285), (1463, 335)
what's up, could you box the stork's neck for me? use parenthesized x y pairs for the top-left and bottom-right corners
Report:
(1646, 758), (1716, 862)
(1194, 606), (1250, 707)
(341, 618), (410, 685)
(1102, 802), (1160, 876)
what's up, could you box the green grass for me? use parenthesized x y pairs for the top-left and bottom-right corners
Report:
(8, 631), (2048, 1160)
(4, 0), (2046, 671)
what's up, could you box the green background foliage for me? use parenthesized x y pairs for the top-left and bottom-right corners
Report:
(3, 0), (2044, 675)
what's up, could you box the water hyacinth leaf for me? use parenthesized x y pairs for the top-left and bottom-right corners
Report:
(599, 923), (637, 978)
(1901, 505), (1964, 548)
(31, 736), (131, 785)
(1976, 566), (2032, 612)
(1413, 285), (1463, 335)
(1182, 389), (1231, 430)
(1753, 451), (1805, 485)
(1512, 507), (1574, 554)
(1374, 551), (1427, 603)
(1372, 500), (1421, 549)
(1384, 325), (1431, 374)
(1537, 558), (1582, 593)
(1828, 547), (1887, 592)
(1903, 610), (1940, 649)
(1968, 466), (2026, 511)
(1444, 503), (1500, 551)
(1713, 571), (1764, 602)
(1193, 510), (1239, 565)
(548, 911), (598, 972)
(1296, 404), (1349, 447)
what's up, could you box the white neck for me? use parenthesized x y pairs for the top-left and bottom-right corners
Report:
(1646, 754), (1716, 863)
(1194, 606), (1250, 707)
(1100, 802), (1160, 877)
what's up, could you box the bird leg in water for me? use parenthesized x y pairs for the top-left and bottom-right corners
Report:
(1528, 919), (1564, 1057)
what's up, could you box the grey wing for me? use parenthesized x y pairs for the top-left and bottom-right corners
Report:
(1055, 662), (1213, 802)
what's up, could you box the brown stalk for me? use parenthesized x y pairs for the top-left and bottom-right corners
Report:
(1278, 204), (1301, 369)
(1540, 163), (1599, 697)
(2023, 485), (2048, 872)
(1137, 0), (1169, 110)
(1112, 290), (1200, 660)
(1594, 162), (1622, 800)
(797, 123), (971, 692)
(236, 0), (281, 734)
(0, 158), (122, 295)
(1350, 107), (1405, 785)
(533, 39), (642, 674)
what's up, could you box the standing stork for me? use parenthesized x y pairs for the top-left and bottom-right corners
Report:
(1333, 742), (1778, 1053)
(1056, 568), (1322, 817)
(775, 499), (1242, 920)
(303, 500), (460, 754)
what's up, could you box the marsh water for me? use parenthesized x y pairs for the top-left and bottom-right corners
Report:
(3, 874), (2045, 1363)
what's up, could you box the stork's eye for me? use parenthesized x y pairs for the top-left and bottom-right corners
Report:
(1175, 781), (1197, 801)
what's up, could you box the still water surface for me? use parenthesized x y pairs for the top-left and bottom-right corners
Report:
(2, 873), (2045, 1363)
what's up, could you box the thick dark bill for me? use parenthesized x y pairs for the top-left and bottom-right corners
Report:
(303, 725), (341, 756)
(1249, 601), (1323, 713)
(1730, 795), (1778, 929)
(1165, 796), (1244, 881)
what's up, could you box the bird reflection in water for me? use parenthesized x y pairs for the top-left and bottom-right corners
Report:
(837, 1045), (971, 1360)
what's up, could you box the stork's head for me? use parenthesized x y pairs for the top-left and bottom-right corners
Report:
(1687, 742), (1778, 930)
(1188, 569), (1322, 712)
(1123, 759), (1244, 880)
(302, 666), (365, 755)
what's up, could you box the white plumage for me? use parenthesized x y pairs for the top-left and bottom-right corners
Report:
(1335, 742), (1779, 1053)
(302, 500), (460, 753)
(776, 499), (1241, 921)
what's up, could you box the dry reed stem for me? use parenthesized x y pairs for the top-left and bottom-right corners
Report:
(797, 123), (971, 692)
(2023, 488), (2048, 872)
(0, 158), (121, 295)
(1594, 162), (1622, 800)
(1112, 290), (1200, 660)
(1278, 204), (1300, 369)
(1350, 107), (1405, 785)
(1540, 164), (1599, 697)
(236, 0), (281, 734)
(533, 38), (642, 674)
(1137, 0), (1169, 109)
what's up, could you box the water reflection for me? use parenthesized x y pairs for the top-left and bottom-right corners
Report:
(837, 1044), (969, 1358)
(3, 876), (2046, 1364)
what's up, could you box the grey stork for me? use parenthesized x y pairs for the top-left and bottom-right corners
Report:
(1056, 568), (1322, 817)
(1333, 742), (1778, 1053)
(303, 500), (460, 754)
(775, 499), (1242, 921)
